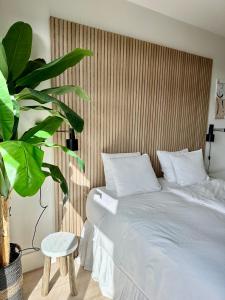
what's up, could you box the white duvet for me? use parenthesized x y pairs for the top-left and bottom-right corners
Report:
(85, 179), (225, 300)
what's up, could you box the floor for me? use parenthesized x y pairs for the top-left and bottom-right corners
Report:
(23, 261), (109, 300)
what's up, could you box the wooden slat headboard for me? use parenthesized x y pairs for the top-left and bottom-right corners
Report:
(50, 17), (212, 234)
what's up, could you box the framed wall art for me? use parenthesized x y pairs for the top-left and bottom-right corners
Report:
(216, 80), (225, 119)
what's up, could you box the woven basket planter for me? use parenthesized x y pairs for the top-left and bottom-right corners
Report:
(0, 244), (23, 300)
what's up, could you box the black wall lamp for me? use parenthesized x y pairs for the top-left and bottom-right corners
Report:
(57, 128), (79, 151)
(206, 124), (225, 143)
(206, 124), (225, 172)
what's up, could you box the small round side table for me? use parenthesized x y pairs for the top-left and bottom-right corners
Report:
(41, 232), (78, 297)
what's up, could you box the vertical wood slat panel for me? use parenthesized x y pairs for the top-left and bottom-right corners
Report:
(50, 17), (213, 235)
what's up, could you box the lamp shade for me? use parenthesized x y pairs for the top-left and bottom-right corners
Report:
(66, 128), (78, 151)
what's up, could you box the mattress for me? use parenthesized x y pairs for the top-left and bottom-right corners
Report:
(80, 178), (225, 300)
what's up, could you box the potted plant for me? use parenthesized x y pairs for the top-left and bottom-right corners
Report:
(0, 21), (92, 299)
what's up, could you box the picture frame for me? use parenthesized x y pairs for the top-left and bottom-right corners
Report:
(216, 79), (225, 119)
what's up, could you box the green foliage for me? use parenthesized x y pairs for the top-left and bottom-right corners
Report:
(14, 58), (46, 93)
(20, 116), (64, 144)
(0, 42), (8, 79)
(0, 21), (92, 202)
(17, 88), (84, 132)
(0, 157), (10, 198)
(42, 163), (68, 204)
(0, 71), (14, 140)
(20, 59), (46, 78)
(42, 85), (90, 101)
(43, 142), (85, 172)
(16, 48), (92, 88)
(0, 141), (46, 196)
(2, 22), (32, 81)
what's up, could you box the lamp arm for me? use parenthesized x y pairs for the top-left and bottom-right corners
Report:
(56, 128), (78, 151)
(214, 128), (225, 132)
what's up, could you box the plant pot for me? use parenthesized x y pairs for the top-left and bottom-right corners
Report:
(0, 244), (23, 300)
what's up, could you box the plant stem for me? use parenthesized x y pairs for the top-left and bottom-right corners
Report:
(0, 196), (10, 267)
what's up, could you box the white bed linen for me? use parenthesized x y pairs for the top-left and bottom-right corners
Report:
(110, 154), (161, 196)
(159, 178), (225, 214)
(169, 149), (208, 186)
(80, 179), (225, 300)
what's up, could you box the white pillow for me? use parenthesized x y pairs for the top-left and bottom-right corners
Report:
(170, 149), (209, 186)
(101, 152), (141, 191)
(157, 149), (188, 183)
(109, 154), (161, 197)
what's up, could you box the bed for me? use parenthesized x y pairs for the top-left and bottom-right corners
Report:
(79, 178), (225, 300)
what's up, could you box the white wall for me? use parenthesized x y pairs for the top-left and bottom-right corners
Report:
(1, 0), (225, 272)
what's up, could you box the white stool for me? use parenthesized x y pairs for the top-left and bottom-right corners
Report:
(41, 232), (78, 297)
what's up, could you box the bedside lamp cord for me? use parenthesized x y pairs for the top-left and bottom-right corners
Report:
(20, 188), (48, 254)
(207, 141), (212, 174)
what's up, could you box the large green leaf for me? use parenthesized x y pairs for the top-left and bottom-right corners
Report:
(16, 48), (93, 87)
(11, 97), (20, 140)
(20, 116), (64, 144)
(17, 88), (84, 132)
(19, 58), (46, 78)
(0, 157), (10, 198)
(0, 167), (8, 198)
(0, 42), (8, 79)
(14, 58), (46, 93)
(20, 105), (69, 124)
(2, 21), (32, 81)
(0, 71), (14, 140)
(20, 105), (52, 112)
(42, 85), (90, 101)
(43, 142), (84, 171)
(0, 141), (46, 196)
(7, 59), (46, 94)
(42, 162), (68, 204)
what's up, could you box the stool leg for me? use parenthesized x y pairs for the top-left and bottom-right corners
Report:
(59, 256), (68, 276)
(68, 254), (78, 296)
(41, 256), (51, 296)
